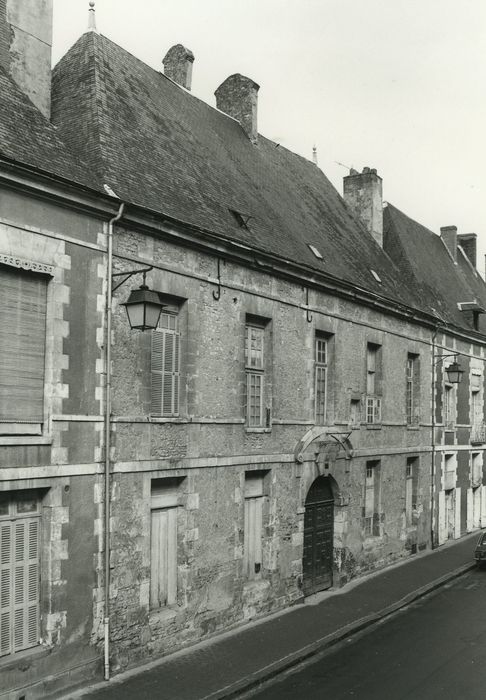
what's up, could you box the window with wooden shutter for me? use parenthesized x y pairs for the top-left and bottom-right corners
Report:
(0, 267), (48, 432)
(150, 508), (177, 608)
(243, 472), (268, 578)
(0, 492), (40, 658)
(364, 461), (380, 536)
(151, 312), (180, 416)
(150, 479), (182, 609)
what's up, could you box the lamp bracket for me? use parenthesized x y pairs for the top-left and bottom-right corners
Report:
(433, 353), (458, 366)
(112, 266), (153, 292)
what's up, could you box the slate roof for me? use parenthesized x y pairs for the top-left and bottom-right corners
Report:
(51, 31), (417, 309)
(0, 64), (91, 187)
(384, 204), (486, 335)
(2, 27), (485, 338)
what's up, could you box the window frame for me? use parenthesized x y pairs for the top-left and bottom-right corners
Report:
(314, 336), (328, 425)
(365, 343), (382, 425)
(245, 322), (266, 428)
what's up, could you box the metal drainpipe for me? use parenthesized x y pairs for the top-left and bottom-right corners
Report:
(104, 202), (125, 681)
(431, 327), (438, 549)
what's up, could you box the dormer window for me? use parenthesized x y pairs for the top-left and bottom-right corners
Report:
(229, 209), (251, 230)
(308, 244), (323, 260)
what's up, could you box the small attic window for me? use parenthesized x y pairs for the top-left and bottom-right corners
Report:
(229, 209), (251, 230)
(308, 244), (323, 260)
(370, 269), (382, 283)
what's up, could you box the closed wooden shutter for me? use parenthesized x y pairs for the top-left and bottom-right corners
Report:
(0, 522), (12, 656)
(150, 508), (177, 608)
(151, 313), (180, 416)
(0, 267), (47, 424)
(244, 497), (263, 578)
(0, 517), (39, 656)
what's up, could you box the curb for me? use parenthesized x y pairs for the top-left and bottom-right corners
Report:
(203, 561), (476, 700)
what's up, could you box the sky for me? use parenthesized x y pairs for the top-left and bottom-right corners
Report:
(52, 1), (486, 273)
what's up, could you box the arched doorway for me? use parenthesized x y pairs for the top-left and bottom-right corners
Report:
(303, 476), (334, 595)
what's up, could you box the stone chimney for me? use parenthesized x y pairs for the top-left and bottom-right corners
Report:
(343, 167), (383, 247)
(440, 226), (458, 263)
(458, 233), (477, 268)
(163, 44), (194, 91)
(0, 0), (53, 118)
(215, 74), (259, 144)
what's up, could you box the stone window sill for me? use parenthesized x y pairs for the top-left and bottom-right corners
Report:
(366, 423), (382, 430)
(0, 435), (52, 446)
(149, 606), (179, 624)
(0, 643), (50, 671)
(245, 427), (272, 434)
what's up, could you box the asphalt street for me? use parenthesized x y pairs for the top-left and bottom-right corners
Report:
(248, 569), (486, 700)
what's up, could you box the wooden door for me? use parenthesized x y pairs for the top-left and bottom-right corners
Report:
(303, 477), (334, 595)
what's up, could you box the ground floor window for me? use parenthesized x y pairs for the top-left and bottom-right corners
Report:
(0, 491), (40, 657)
(150, 478), (183, 609)
(244, 471), (269, 578)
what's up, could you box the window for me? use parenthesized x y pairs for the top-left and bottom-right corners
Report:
(245, 322), (267, 428)
(243, 472), (267, 578)
(315, 336), (327, 425)
(471, 373), (483, 441)
(0, 491), (40, 657)
(406, 354), (420, 425)
(0, 266), (48, 433)
(350, 398), (361, 427)
(151, 311), (180, 416)
(150, 479), (182, 609)
(444, 384), (454, 429)
(366, 344), (382, 424)
(364, 461), (380, 536)
(405, 458), (418, 526)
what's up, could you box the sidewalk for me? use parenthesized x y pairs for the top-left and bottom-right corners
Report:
(66, 532), (479, 700)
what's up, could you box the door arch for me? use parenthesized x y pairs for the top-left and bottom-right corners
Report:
(303, 476), (334, 595)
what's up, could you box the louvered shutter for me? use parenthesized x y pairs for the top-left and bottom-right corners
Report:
(12, 519), (39, 652)
(0, 267), (47, 423)
(151, 317), (180, 416)
(0, 523), (12, 656)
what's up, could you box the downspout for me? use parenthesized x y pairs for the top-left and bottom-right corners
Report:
(104, 202), (125, 681)
(431, 327), (438, 549)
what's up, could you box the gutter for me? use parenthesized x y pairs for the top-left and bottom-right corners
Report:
(104, 201), (125, 681)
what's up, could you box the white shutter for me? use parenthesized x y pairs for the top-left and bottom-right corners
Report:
(150, 508), (177, 608)
(482, 486), (486, 527)
(12, 519), (39, 652)
(438, 490), (447, 545)
(454, 488), (461, 539)
(244, 497), (263, 578)
(467, 488), (473, 532)
(0, 523), (12, 656)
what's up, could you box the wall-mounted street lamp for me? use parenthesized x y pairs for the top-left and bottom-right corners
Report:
(113, 266), (164, 331)
(435, 354), (464, 384)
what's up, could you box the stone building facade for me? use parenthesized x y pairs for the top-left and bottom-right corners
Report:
(0, 2), (485, 698)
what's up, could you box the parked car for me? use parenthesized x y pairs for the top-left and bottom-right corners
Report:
(474, 532), (486, 567)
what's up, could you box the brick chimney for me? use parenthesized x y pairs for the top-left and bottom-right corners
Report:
(440, 226), (458, 263)
(458, 233), (477, 268)
(0, 0), (53, 118)
(343, 167), (383, 247)
(215, 74), (259, 144)
(163, 44), (194, 91)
